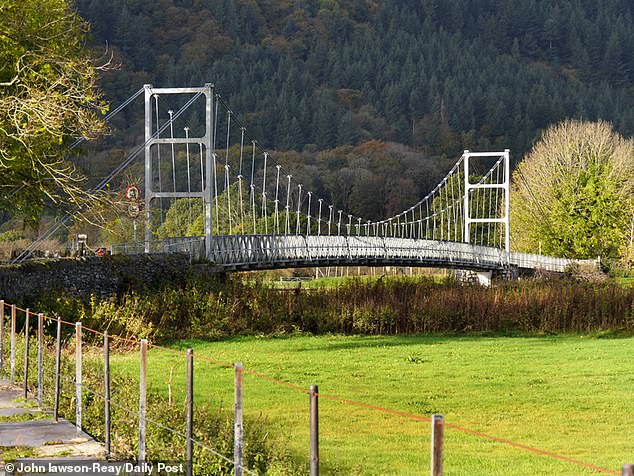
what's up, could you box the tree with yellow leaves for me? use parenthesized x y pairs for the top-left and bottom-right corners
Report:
(0, 0), (107, 227)
(511, 120), (634, 261)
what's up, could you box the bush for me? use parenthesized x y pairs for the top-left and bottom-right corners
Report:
(32, 274), (634, 340)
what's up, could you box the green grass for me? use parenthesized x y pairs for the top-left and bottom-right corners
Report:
(0, 410), (47, 423)
(0, 446), (37, 462)
(111, 335), (634, 475)
(613, 276), (634, 287)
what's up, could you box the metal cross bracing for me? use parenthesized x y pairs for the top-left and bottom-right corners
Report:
(143, 84), (213, 255)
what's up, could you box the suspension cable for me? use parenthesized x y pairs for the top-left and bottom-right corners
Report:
(12, 91), (203, 263)
(261, 152), (268, 234)
(250, 141), (256, 234)
(295, 184), (302, 235)
(184, 127), (193, 227)
(198, 143), (205, 217)
(285, 175), (292, 235)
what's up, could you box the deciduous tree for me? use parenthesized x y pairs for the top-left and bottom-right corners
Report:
(0, 0), (107, 227)
(510, 120), (634, 260)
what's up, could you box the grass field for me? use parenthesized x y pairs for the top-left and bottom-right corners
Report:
(111, 334), (634, 475)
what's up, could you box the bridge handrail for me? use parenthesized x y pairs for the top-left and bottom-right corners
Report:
(110, 236), (206, 260)
(509, 252), (599, 273)
(111, 235), (597, 274)
(206, 235), (508, 270)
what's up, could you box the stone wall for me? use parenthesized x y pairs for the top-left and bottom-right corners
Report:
(0, 254), (218, 302)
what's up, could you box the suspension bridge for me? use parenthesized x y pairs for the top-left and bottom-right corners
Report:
(14, 85), (595, 281)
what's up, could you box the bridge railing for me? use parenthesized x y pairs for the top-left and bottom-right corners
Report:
(208, 235), (509, 270)
(110, 236), (206, 261)
(509, 252), (599, 273)
(111, 235), (599, 274)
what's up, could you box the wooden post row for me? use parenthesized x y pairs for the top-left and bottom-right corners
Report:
(104, 331), (111, 456)
(76, 322), (82, 436)
(186, 349), (194, 476)
(0, 300), (4, 372)
(10, 304), (15, 384)
(53, 317), (61, 423)
(23, 309), (30, 400)
(37, 313), (43, 407)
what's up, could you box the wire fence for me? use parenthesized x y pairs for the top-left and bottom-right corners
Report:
(0, 299), (630, 475)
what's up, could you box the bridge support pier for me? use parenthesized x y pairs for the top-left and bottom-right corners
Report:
(455, 270), (492, 286)
(475, 271), (492, 287)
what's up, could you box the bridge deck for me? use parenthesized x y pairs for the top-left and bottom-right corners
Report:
(112, 235), (596, 274)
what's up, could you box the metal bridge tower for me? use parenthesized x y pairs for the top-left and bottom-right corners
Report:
(143, 84), (214, 256)
(463, 149), (510, 261)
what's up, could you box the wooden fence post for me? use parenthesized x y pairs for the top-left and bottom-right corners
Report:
(431, 414), (444, 476)
(53, 317), (61, 423)
(310, 384), (319, 476)
(75, 322), (82, 436)
(0, 300), (4, 372)
(186, 349), (194, 476)
(23, 309), (30, 400)
(37, 313), (43, 407)
(623, 464), (634, 476)
(234, 362), (243, 476)
(10, 304), (15, 384)
(104, 331), (111, 456)
(139, 339), (148, 464)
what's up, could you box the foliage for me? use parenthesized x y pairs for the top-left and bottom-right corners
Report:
(0, 230), (23, 241)
(35, 274), (634, 340)
(75, 0), (634, 161)
(0, 0), (107, 227)
(510, 120), (634, 260)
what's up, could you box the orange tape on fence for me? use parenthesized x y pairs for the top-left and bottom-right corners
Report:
(242, 367), (310, 393)
(442, 421), (619, 475)
(316, 391), (431, 422)
(187, 353), (234, 369)
(1, 301), (621, 474)
(312, 391), (617, 474)
(82, 326), (105, 337)
(42, 315), (76, 327)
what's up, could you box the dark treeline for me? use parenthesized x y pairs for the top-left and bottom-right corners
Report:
(78, 0), (634, 162)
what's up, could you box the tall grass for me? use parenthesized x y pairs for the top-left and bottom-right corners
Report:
(33, 275), (634, 341)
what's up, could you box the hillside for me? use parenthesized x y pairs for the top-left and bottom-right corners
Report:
(77, 0), (634, 161)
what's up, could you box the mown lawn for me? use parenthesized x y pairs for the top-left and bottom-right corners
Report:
(111, 335), (634, 475)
